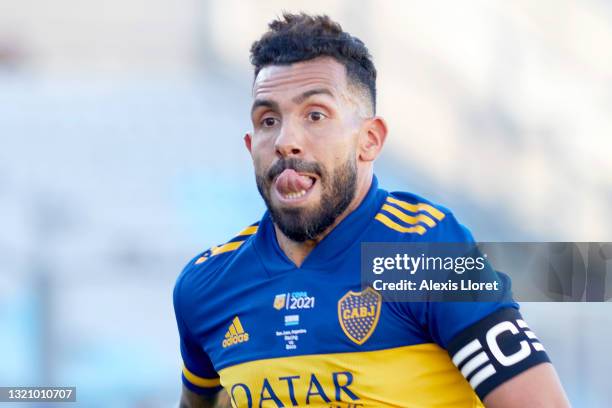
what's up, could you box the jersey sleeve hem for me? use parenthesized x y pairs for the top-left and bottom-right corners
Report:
(446, 307), (551, 400)
(181, 364), (223, 395)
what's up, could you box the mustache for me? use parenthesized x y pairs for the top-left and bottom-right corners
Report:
(266, 158), (323, 182)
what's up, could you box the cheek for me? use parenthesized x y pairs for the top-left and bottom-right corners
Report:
(319, 133), (358, 164)
(252, 153), (269, 175)
(317, 152), (346, 179)
(251, 153), (277, 181)
(250, 134), (274, 158)
(250, 131), (279, 158)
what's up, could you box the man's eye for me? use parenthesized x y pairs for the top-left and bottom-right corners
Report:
(261, 117), (278, 127)
(307, 112), (326, 122)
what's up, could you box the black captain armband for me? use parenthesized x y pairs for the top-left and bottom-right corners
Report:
(447, 308), (551, 400)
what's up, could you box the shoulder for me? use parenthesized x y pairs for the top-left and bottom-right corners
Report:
(373, 190), (474, 242)
(173, 221), (260, 305)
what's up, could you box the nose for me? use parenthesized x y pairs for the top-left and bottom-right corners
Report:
(275, 121), (303, 158)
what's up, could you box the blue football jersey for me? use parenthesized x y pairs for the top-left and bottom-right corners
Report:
(173, 176), (549, 407)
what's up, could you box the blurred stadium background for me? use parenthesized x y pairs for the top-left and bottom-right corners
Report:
(0, 0), (611, 406)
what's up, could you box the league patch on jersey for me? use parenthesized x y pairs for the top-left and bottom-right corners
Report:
(338, 287), (382, 345)
(273, 291), (316, 311)
(273, 294), (286, 310)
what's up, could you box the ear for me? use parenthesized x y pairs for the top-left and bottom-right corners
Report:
(358, 117), (388, 162)
(244, 132), (253, 155)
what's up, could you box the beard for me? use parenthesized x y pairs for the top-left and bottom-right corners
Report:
(255, 156), (357, 242)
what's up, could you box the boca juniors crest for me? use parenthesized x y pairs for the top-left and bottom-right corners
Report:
(338, 287), (382, 345)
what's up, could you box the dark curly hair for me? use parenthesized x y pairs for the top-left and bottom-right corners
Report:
(250, 13), (377, 114)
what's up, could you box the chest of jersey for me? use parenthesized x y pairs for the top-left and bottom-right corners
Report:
(194, 247), (482, 407)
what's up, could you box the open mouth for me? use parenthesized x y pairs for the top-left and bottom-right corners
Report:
(273, 169), (318, 203)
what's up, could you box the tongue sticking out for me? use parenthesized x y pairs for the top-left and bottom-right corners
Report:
(275, 169), (315, 195)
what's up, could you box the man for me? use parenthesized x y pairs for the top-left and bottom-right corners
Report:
(174, 13), (570, 408)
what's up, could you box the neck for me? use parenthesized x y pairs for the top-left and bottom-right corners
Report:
(274, 172), (373, 267)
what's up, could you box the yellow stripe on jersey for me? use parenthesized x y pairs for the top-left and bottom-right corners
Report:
(183, 364), (221, 388)
(381, 204), (437, 227)
(237, 225), (258, 236)
(195, 241), (244, 264)
(211, 241), (244, 256)
(194, 224), (259, 264)
(375, 213), (427, 235)
(386, 196), (446, 221)
(219, 343), (484, 407)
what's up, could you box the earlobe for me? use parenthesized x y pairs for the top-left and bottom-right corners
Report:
(244, 133), (252, 154)
(359, 117), (388, 162)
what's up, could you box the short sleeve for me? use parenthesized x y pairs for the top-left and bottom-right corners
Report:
(173, 271), (223, 396)
(410, 211), (519, 345)
(409, 213), (549, 399)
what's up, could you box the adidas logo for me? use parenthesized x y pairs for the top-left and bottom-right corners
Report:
(222, 316), (249, 348)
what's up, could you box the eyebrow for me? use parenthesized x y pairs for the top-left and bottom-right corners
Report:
(251, 99), (279, 116)
(291, 88), (335, 105)
(251, 88), (335, 117)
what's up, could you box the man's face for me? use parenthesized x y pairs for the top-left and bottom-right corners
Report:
(247, 57), (368, 242)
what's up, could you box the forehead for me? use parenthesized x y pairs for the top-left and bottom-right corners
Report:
(253, 57), (348, 99)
